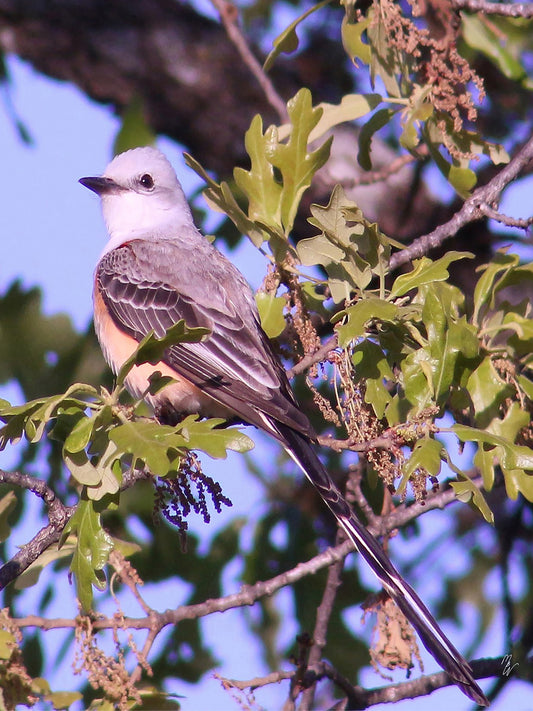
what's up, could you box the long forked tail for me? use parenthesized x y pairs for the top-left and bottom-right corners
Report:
(276, 423), (488, 706)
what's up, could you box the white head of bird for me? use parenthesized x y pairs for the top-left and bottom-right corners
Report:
(79, 147), (197, 252)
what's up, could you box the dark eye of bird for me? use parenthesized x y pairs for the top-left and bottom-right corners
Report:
(139, 173), (154, 189)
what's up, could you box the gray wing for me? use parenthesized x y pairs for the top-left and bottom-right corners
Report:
(96, 239), (315, 439)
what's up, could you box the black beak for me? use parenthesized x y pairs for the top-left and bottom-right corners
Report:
(79, 176), (122, 195)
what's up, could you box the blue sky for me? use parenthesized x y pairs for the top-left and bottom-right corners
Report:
(0, 55), (530, 710)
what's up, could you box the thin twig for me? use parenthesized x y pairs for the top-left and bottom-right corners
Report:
(0, 469), (75, 590)
(287, 335), (338, 379)
(210, 0), (288, 122)
(299, 530), (346, 710)
(480, 203), (533, 231)
(224, 656), (503, 709)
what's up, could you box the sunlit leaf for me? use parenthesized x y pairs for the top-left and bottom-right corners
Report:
(267, 89), (332, 234)
(337, 299), (398, 346)
(390, 253), (473, 298)
(0, 491), (16, 543)
(357, 108), (397, 171)
(472, 251), (519, 325)
(62, 498), (114, 610)
(341, 12), (371, 65)
(178, 415), (255, 459)
(307, 93), (383, 143)
(234, 115), (283, 230)
(264, 0), (332, 71)
(450, 478), (494, 524)
(256, 292), (286, 339)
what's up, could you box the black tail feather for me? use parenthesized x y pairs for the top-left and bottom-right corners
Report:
(276, 423), (488, 706)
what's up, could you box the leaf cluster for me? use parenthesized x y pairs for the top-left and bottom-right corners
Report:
(0, 324), (253, 610)
(265, 0), (519, 196)
(296, 185), (533, 519)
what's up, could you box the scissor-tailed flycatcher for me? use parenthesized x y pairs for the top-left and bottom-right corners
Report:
(80, 147), (487, 706)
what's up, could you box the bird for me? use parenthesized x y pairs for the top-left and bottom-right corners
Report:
(80, 146), (488, 706)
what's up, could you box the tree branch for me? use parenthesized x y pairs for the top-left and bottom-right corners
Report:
(210, 0), (287, 122)
(287, 335), (338, 379)
(223, 656), (503, 708)
(0, 469), (74, 590)
(11, 474), (486, 632)
(0, 467), (152, 591)
(390, 134), (533, 270)
(299, 530), (346, 710)
(453, 0), (533, 17)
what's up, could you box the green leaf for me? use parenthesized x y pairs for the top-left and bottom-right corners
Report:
(505, 469), (533, 502)
(357, 108), (397, 171)
(420, 284), (479, 403)
(448, 164), (477, 195)
(184, 153), (266, 247)
(399, 84), (433, 150)
(62, 498), (114, 610)
(423, 118), (508, 196)
(234, 116), (283, 232)
(462, 14), (527, 82)
(472, 251), (519, 325)
(178, 415), (255, 459)
(256, 292), (286, 339)
(14, 542), (76, 590)
(298, 231), (346, 268)
(109, 420), (183, 477)
(351, 340), (394, 418)
(46, 691), (83, 710)
(264, 0), (332, 71)
(307, 93), (383, 143)
(450, 477), (494, 524)
(466, 357), (513, 424)
(116, 321), (210, 388)
(0, 630), (15, 659)
(402, 349), (434, 410)
(0, 383), (99, 449)
(0, 490), (16, 543)
(404, 438), (443, 478)
(390, 253), (474, 298)
(474, 443), (495, 490)
(299, 185), (393, 301)
(64, 414), (94, 454)
(341, 12), (371, 65)
(85, 441), (122, 502)
(399, 437), (443, 496)
(267, 89), (333, 234)
(364, 5), (404, 95)
(337, 298), (398, 346)
(63, 449), (102, 487)
(453, 424), (533, 472)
